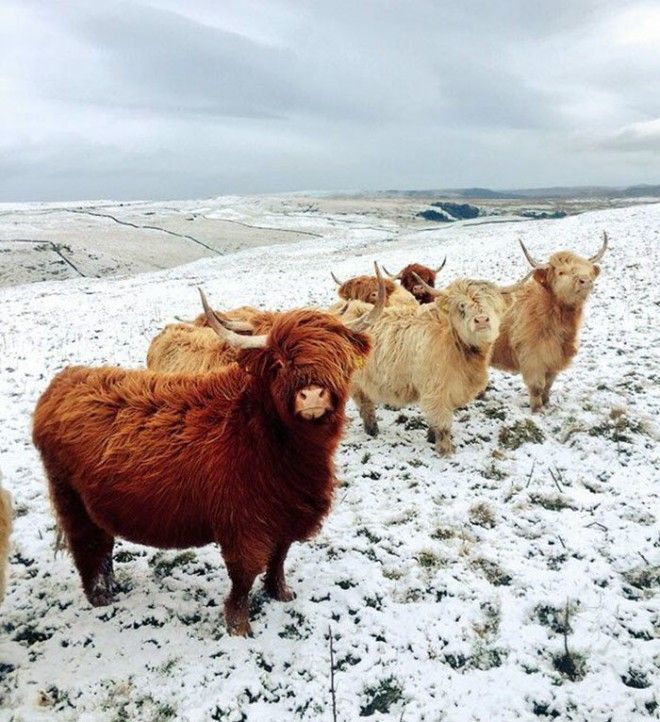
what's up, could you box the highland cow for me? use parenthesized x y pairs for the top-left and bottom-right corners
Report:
(345, 273), (527, 455)
(331, 271), (417, 307)
(491, 234), (608, 411)
(33, 287), (384, 636)
(383, 260), (446, 304)
(0, 473), (11, 602)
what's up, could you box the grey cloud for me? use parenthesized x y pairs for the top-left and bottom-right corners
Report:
(0, 0), (658, 200)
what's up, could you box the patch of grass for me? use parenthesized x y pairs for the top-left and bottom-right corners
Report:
(552, 650), (586, 681)
(535, 604), (573, 634)
(483, 406), (507, 421)
(621, 668), (651, 689)
(404, 416), (427, 431)
(359, 677), (404, 716)
(431, 526), (455, 540)
(416, 551), (442, 570)
(408, 458), (426, 468)
(529, 492), (577, 511)
(481, 462), (508, 480)
(532, 702), (560, 718)
(472, 557), (512, 586)
(336, 653), (361, 671)
(469, 502), (496, 528)
(499, 419), (545, 450)
(382, 568), (403, 581)
(471, 646), (506, 670)
(622, 566), (660, 601)
(356, 527), (381, 544)
(474, 601), (501, 639)
(588, 407), (644, 444)
(149, 551), (197, 579)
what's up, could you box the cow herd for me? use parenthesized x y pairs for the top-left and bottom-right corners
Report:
(3, 234), (608, 637)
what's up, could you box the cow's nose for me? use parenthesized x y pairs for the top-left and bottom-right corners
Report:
(474, 315), (490, 329)
(295, 385), (333, 419)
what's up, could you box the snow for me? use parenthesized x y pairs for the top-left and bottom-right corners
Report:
(0, 199), (658, 721)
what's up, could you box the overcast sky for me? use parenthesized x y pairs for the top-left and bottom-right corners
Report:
(1, 0), (658, 200)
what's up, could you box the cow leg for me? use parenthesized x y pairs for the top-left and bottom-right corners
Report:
(542, 371), (557, 407)
(520, 366), (546, 412)
(421, 403), (454, 456)
(352, 388), (379, 437)
(223, 560), (259, 637)
(48, 474), (116, 606)
(264, 540), (295, 602)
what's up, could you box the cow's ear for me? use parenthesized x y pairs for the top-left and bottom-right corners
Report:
(592, 264), (601, 277)
(435, 290), (450, 313)
(533, 268), (549, 286)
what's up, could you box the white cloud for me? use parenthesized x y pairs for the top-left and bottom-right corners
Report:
(0, 0), (658, 200)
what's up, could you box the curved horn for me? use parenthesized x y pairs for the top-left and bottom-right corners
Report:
(589, 231), (608, 263)
(498, 270), (534, 294)
(411, 271), (442, 298)
(382, 265), (401, 280)
(331, 271), (343, 286)
(344, 262), (386, 332)
(198, 289), (267, 349)
(518, 239), (543, 268)
(432, 257), (447, 274)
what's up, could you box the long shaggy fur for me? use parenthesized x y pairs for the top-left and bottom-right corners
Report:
(491, 250), (601, 411)
(33, 309), (370, 636)
(0, 473), (11, 602)
(148, 308), (278, 374)
(347, 279), (507, 455)
(398, 264), (439, 304)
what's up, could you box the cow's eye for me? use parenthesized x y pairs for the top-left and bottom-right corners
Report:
(458, 302), (466, 314)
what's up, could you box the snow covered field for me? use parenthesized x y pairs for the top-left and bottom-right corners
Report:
(0, 200), (658, 721)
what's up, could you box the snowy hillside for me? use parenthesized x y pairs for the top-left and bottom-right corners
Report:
(0, 201), (658, 721)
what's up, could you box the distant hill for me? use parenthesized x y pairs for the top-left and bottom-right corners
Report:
(376, 184), (660, 200)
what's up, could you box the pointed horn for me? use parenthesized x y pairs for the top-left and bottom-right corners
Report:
(432, 257), (447, 274)
(518, 239), (542, 268)
(382, 265), (401, 280)
(499, 270), (534, 294)
(210, 310), (255, 333)
(411, 271), (442, 298)
(198, 289), (267, 349)
(331, 271), (343, 286)
(589, 231), (608, 263)
(344, 262), (386, 332)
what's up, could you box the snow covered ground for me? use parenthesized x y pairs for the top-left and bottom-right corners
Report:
(0, 200), (658, 721)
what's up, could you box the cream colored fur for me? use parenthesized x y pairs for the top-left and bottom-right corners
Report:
(147, 324), (237, 374)
(0, 473), (11, 602)
(349, 280), (507, 455)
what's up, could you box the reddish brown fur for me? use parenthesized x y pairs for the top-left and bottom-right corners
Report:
(491, 250), (601, 411)
(337, 276), (396, 304)
(33, 310), (370, 636)
(399, 264), (437, 304)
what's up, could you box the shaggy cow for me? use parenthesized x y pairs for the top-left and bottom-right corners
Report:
(383, 260), (446, 304)
(149, 265), (388, 375)
(0, 472), (11, 602)
(331, 271), (417, 307)
(33, 288), (384, 636)
(148, 309), (278, 374)
(346, 273), (527, 455)
(491, 234), (608, 411)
